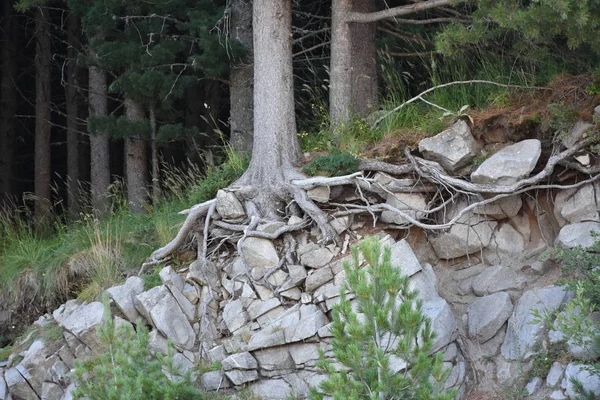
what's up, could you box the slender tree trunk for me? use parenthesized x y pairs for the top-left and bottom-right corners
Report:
(330, 0), (353, 128)
(0, 0), (17, 204)
(66, 13), (81, 219)
(150, 106), (160, 204)
(229, 0), (254, 154)
(89, 64), (110, 215)
(34, 7), (53, 225)
(350, 0), (378, 116)
(125, 99), (148, 212)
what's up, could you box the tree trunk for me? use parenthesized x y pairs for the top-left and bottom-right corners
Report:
(150, 106), (160, 204)
(34, 7), (53, 225)
(0, 0), (17, 204)
(89, 63), (110, 216)
(350, 0), (378, 117)
(229, 0), (254, 154)
(66, 13), (81, 219)
(125, 99), (148, 213)
(330, 0), (353, 128)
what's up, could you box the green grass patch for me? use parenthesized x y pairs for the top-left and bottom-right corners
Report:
(302, 153), (360, 177)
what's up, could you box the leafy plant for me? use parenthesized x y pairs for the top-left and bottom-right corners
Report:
(310, 237), (454, 400)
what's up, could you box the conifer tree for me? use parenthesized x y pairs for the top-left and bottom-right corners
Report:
(311, 237), (454, 400)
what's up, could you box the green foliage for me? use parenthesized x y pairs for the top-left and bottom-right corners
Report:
(310, 237), (454, 400)
(302, 153), (360, 177)
(73, 299), (203, 400)
(140, 269), (163, 291)
(187, 151), (249, 204)
(528, 341), (569, 381)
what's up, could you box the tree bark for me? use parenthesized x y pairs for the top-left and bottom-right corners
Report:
(229, 0), (254, 154)
(34, 6), (53, 224)
(125, 99), (148, 213)
(150, 106), (160, 204)
(329, 0), (353, 128)
(89, 64), (111, 216)
(346, 0), (456, 23)
(350, 0), (378, 117)
(0, 0), (17, 204)
(66, 13), (81, 219)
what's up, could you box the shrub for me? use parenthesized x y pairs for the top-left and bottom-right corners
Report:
(310, 237), (454, 400)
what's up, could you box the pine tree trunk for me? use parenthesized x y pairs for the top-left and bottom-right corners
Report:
(34, 7), (53, 224)
(330, 0), (353, 128)
(350, 0), (378, 117)
(66, 13), (81, 219)
(125, 99), (148, 213)
(89, 64), (110, 216)
(0, 0), (17, 204)
(150, 106), (160, 204)
(229, 0), (254, 154)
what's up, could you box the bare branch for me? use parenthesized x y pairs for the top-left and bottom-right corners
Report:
(346, 0), (460, 24)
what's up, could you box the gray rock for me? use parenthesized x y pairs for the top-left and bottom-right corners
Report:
(148, 330), (168, 355)
(222, 352), (258, 371)
(0, 373), (7, 400)
(305, 267), (334, 292)
(554, 183), (600, 224)
(106, 276), (144, 323)
(223, 299), (249, 333)
(389, 239), (422, 277)
(483, 224), (526, 266)
(595, 105), (600, 121)
(284, 305), (329, 343)
(241, 238), (279, 270)
(53, 301), (105, 351)
(421, 298), (457, 353)
(307, 186), (330, 203)
(287, 343), (321, 365)
(473, 195), (522, 219)
(299, 244), (334, 268)
(135, 286), (196, 350)
(468, 292), (513, 343)
(253, 348), (295, 371)
(408, 271), (440, 301)
(284, 264), (307, 290)
(555, 222), (600, 248)
(547, 362), (565, 388)
(501, 286), (567, 360)
(562, 120), (593, 149)
(5, 367), (38, 400)
(472, 265), (524, 296)
(381, 193), (427, 225)
(247, 329), (286, 351)
(224, 369), (259, 386)
(247, 298), (281, 321)
(330, 216), (352, 234)
(280, 287), (302, 300)
(201, 370), (231, 391)
(563, 363), (600, 398)
(216, 190), (245, 219)
(471, 139), (541, 185)
(418, 120), (478, 172)
(550, 390), (568, 400)
(249, 379), (292, 400)
(41, 382), (64, 400)
(61, 383), (75, 400)
(159, 266), (184, 291)
(526, 377), (543, 395)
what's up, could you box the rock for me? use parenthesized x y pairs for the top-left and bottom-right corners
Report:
(472, 265), (524, 296)
(381, 193), (427, 225)
(241, 238), (279, 271)
(547, 362), (565, 388)
(135, 286), (196, 350)
(526, 377), (542, 395)
(223, 299), (249, 333)
(224, 369), (259, 386)
(266, 270), (288, 287)
(280, 287), (302, 301)
(208, 345), (228, 363)
(284, 264), (307, 290)
(159, 266), (184, 291)
(550, 390), (568, 399)
(247, 298), (281, 321)
(330, 216), (352, 234)
(408, 271), (440, 301)
(299, 244), (334, 268)
(148, 330), (168, 355)
(5, 367), (38, 400)
(389, 239), (422, 277)
(0, 373), (6, 400)
(216, 190), (245, 219)
(307, 186), (330, 203)
(562, 120), (593, 149)
(468, 292), (513, 343)
(171, 353), (194, 376)
(201, 370), (231, 391)
(473, 196), (522, 219)
(555, 222), (600, 248)
(249, 379), (292, 400)
(471, 139), (541, 185)
(253, 348), (295, 371)
(222, 352), (258, 371)
(284, 305), (329, 343)
(554, 183), (600, 224)
(287, 343), (321, 365)
(430, 200), (497, 259)
(106, 276), (144, 323)
(305, 267), (334, 292)
(563, 363), (600, 398)
(501, 286), (567, 360)
(53, 301), (105, 351)
(247, 329), (286, 351)
(483, 223), (526, 265)
(418, 120), (478, 172)
(421, 299), (457, 353)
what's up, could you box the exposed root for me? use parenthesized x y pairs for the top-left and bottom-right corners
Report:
(292, 188), (340, 245)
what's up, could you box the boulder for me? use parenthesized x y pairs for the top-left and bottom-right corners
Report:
(223, 299), (249, 333)
(4, 367), (38, 400)
(563, 363), (600, 398)
(472, 265), (524, 296)
(474, 195), (522, 219)
(554, 183), (600, 225)
(421, 298), (457, 353)
(287, 343), (321, 366)
(483, 224), (526, 266)
(284, 305), (329, 343)
(381, 193), (427, 225)
(253, 348), (295, 371)
(430, 218), (497, 259)
(501, 286), (567, 360)
(468, 292), (513, 343)
(298, 244), (334, 268)
(555, 222), (600, 248)
(418, 120), (478, 172)
(201, 371), (231, 391)
(241, 238), (279, 271)
(305, 267), (334, 292)
(222, 352), (258, 371)
(216, 190), (245, 219)
(249, 379), (292, 400)
(224, 369), (259, 386)
(53, 300), (105, 351)
(471, 139), (541, 185)
(562, 120), (593, 149)
(389, 239), (422, 277)
(106, 276), (144, 323)
(547, 362), (565, 388)
(0, 373), (6, 400)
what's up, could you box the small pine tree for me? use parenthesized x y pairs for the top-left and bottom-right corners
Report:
(311, 237), (455, 400)
(72, 298), (203, 400)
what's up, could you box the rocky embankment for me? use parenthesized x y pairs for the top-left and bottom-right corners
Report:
(1, 108), (600, 400)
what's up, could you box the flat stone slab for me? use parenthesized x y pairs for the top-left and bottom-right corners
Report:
(471, 139), (541, 186)
(555, 221), (600, 248)
(472, 265), (524, 296)
(418, 120), (478, 172)
(468, 292), (513, 343)
(106, 276), (144, 323)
